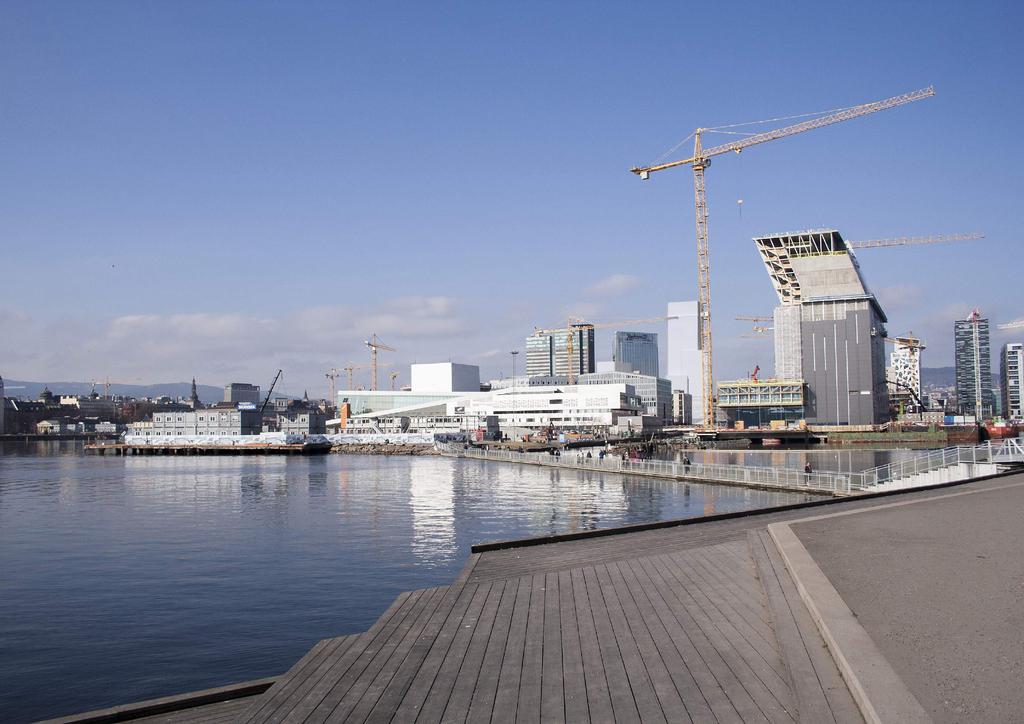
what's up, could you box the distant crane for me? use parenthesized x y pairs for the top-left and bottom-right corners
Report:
(846, 232), (983, 250)
(364, 334), (396, 391)
(533, 315), (678, 384)
(389, 372), (399, 391)
(998, 319), (1024, 330)
(326, 368), (341, 402)
(735, 315), (773, 322)
(631, 86), (935, 427)
(259, 370), (283, 417)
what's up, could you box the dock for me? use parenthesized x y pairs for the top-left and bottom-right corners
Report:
(44, 467), (1024, 723)
(85, 442), (332, 456)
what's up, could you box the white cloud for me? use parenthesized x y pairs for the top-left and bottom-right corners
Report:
(584, 274), (640, 297)
(0, 297), (475, 393)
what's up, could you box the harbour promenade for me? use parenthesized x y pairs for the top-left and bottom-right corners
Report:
(44, 468), (1024, 723)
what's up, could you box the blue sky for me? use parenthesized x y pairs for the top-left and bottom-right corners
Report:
(2, 1), (1021, 393)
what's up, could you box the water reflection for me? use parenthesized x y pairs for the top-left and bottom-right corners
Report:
(1, 441), (824, 722)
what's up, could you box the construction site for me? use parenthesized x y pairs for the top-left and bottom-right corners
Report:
(315, 85), (1021, 448)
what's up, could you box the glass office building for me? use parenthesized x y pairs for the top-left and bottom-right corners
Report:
(613, 331), (659, 377)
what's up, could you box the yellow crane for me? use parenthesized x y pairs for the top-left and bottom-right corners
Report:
(532, 315), (678, 384)
(631, 86), (934, 427)
(364, 334), (396, 391)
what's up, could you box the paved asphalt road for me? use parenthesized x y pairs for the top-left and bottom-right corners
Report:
(793, 474), (1024, 724)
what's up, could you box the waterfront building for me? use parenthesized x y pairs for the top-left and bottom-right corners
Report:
(613, 331), (659, 377)
(224, 382), (260, 405)
(409, 363), (481, 393)
(954, 312), (993, 419)
(276, 406), (327, 435)
(755, 229), (890, 426)
(717, 378), (805, 428)
(1001, 342), (1023, 420)
(672, 389), (692, 425)
(887, 335), (925, 412)
(666, 301), (703, 423)
(525, 324), (595, 378)
(58, 394), (117, 420)
(147, 408), (262, 436)
(579, 370), (672, 422)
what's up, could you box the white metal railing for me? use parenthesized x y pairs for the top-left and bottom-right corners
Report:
(436, 438), (1024, 496)
(435, 442), (852, 494)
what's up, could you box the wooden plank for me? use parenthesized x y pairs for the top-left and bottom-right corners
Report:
(581, 565), (642, 724)
(687, 544), (775, 627)
(515, 573), (547, 724)
(312, 584), (453, 723)
(748, 530), (836, 724)
(245, 590), (421, 723)
(653, 551), (795, 724)
(611, 559), (721, 724)
(661, 546), (791, 693)
(599, 562), (690, 723)
(440, 580), (507, 723)
(667, 546), (784, 672)
(411, 582), (494, 723)
(489, 576), (533, 724)
(271, 587), (438, 724)
(593, 563), (669, 724)
(540, 572), (565, 724)
(465, 578), (519, 723)
(557, 569), (589, 724)
(569, 567), (614, 724)
(364, 583), (480, 724)
(752, 531), (863, 724)
(635, 554), (767, 723)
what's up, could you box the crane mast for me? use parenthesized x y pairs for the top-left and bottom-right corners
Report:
(631, 86), (934, 427)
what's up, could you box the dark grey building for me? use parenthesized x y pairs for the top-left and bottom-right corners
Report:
(955, 313), (993, 419)
(613, 331), (659, 377)
(224, 382), (261, 405)
(755, 229), (890, 426)
(525, 324), (595, 378)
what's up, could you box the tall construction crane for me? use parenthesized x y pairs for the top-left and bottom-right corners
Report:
(326, 368), (341, 402)
(631, 86), (934, 428)
(735, 315), (772, 322)
(364, 334), (396, 391)
(998, 319), (1024, 330)
(847, 232), (983, 250)
(533, 315), (678, 385)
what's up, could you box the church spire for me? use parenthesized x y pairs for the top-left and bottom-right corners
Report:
(190, 377), (201, 408)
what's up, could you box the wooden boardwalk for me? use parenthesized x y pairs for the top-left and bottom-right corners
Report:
(240, 521), (863, 723)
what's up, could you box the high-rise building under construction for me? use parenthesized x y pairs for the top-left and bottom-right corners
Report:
(755, 229), (890, 426)
(525, 324), (595, 378)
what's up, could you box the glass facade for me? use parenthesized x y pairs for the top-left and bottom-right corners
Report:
(954, 316), (993, 417)
(613, 331), (659, 377)
(525, 325), (595, 378)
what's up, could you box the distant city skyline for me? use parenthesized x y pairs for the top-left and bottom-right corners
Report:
(2, 2), (1022, 394)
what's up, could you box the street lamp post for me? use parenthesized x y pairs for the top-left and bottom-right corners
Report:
(511, 350), (519, 441)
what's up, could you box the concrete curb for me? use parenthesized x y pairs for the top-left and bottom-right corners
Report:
(768, 522), (932, 724)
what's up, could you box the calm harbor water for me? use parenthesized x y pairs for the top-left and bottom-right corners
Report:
(0, 441), (902, 721)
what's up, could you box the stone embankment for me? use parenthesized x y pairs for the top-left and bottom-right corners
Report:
(330, 443), (439, 456)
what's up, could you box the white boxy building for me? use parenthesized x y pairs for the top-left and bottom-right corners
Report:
(409, 363), (481, 393)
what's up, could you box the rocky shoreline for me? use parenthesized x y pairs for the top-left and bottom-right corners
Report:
(330, 443), (439, 456)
